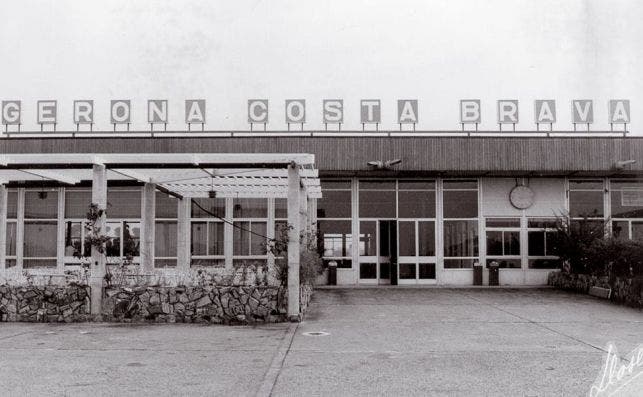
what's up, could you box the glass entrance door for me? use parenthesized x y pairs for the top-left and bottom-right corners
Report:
(358, 220), (396, 284)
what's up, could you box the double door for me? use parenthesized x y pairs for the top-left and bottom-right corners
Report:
(358, 219), (437, 285)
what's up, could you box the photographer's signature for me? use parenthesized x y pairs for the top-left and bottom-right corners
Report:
(589, 343), (643, 396)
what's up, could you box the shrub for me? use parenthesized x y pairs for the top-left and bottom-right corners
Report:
(269, 223), (323, 286)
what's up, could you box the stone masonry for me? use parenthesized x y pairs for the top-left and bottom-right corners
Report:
(0, 284), (90, 322)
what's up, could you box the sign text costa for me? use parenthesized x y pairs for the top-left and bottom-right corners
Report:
(0, 99), (631, 131)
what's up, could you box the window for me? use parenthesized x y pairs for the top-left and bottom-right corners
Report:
(155, 192), (178, 268)
(23, 190), (58, 268)
(610, 180), (643, 242)
(5, 190), (17, 268)
(319, 220), (352, 268)
(398, 181), (436, 218)
(527, 218), (560, 269)
(569, 180), (604, 218)
(485, 218), (521, 268)
(317, 180), (351, 218)
(319, 180), (353, 269)
(233, 198), (267, 267)
(443, 180), (479, 268)
(64, 189), (91, 264)
(359, 180), (396, 218)
(190, 197), (226, 267)
(105, 188), (141, 263)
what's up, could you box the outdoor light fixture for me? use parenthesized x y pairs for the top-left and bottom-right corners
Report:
(208, 176), (217, 198)
(367, 159), (402, 170)
(614, 159), (637, 170)
(37, 190), (48, 200)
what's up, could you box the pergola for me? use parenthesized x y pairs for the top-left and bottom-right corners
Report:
(0, 153), (321, 320)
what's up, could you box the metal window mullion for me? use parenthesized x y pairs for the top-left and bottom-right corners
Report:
(56, 187), (65, 273)
(16, 188), (24, 271)
(224, 197), (233, 270)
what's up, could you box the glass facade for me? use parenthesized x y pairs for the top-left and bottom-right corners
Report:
(2, 176), (640, 285)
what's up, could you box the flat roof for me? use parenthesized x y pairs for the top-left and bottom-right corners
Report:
(0, 136), (641, 177)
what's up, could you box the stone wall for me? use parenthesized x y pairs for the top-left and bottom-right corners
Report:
(0, 284), (90, 322)
(102, 285), (288, 324)
(548, 272), (643, 309)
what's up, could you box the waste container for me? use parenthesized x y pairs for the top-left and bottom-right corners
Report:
(473, 262), (483, 286)
(488, 261), (499, 286)
(328, 260), (337, 286)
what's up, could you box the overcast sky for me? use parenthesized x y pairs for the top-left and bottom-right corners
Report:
(1, 0), (641, 133)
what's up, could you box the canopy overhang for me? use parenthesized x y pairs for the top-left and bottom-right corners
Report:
(0, 153), (321, 199)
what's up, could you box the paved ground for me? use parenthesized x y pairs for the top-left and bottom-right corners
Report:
(0, 288), (641, 396)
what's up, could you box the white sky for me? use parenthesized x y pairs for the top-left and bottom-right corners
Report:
(1, 0), (642, 133)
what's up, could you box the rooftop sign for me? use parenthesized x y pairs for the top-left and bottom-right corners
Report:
(0, 98), (631, 133)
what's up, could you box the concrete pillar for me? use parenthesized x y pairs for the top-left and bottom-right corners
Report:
(176, 198), (190, 272)
(0, 185), (7, 277)
(287, 164), (301, 320)
(90, 164), (107, 317)
(140, 183), (156, 273)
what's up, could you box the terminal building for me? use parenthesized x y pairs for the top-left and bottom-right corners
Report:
(0, 134), (641, 286)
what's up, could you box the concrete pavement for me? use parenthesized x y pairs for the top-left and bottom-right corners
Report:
(0, 287), (641, 396)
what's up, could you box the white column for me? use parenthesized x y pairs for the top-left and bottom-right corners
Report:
(140, 183), (156, 273)
(90, 164), (107, 317)
(224, 197), (234, 270)
(0, 185), (7, 277)
(176, 198), (190, 272)
(287, 164), (301, 320)
(56, 187), (65, 273)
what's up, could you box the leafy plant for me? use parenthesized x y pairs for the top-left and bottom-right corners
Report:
(268, 223), (323, 286)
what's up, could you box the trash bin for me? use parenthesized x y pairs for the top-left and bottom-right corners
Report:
(328, 260), (337, 286)
(488, 261), (499, 286)
(473, 262), (483, 286)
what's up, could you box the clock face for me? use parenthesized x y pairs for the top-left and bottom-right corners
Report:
(509, 185), (534, 209)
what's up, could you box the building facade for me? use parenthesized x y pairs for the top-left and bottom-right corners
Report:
(1, 135), (642, 286)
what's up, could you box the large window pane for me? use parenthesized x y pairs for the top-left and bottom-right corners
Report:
(444, 258), (475, 269)
(25, 190), (58, 219)
(64, 221), (89, 257)
(24, 221), (57, 257)
(208, 222), (225, 255)
(398, 191), (435, 218)
(318, 220), (352, 257)
(317, 190), (351, 218)
(443, 190), (478, 218)
(191, 222), (207, 255)
(528, 231), (545, 256)
(7, 191), (18, 218)
(155, 221), (177, 257)
(443, 220), (478, 257)
(233, 198), (267, 218)
(156, 193), (178, 218)
(486, 231), (503, 255)
(250, 222), (267, 255)
(6, 222), (16, 256)
(504, 231), (520, 255)
(399, 263), (416, 279)
(104, 222), (121, 257)
(611, 189), (643, 218)
(418, 221), (435, 256)
(275, 198), (288, 219)
(398, 221), (416, 256)
(65, 190), (92, 218)
(569, 191), (603, 217)
(123, 222), (140, 257)
(233, 222), (250, 255)
(191, 198), (225, 218)
(359, 190), (396, 218)
(107, 189), (141, 218)
(359, 221), (376, 256)
(633, 222), (643, 241)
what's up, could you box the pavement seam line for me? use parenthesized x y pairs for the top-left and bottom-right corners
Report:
(457, 290), (617, 358)
(255, 322), (299, 397)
